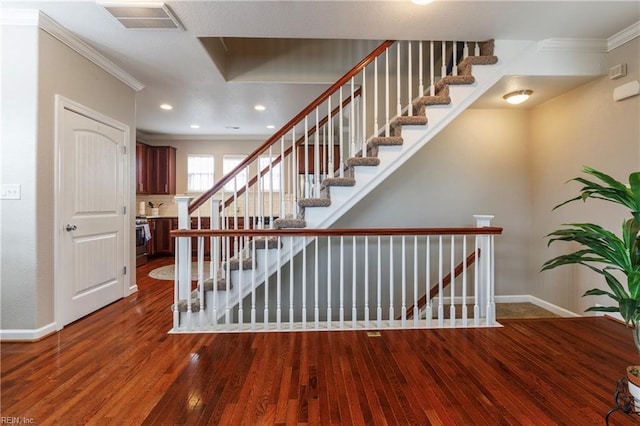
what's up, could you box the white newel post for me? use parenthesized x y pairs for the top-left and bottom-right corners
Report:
(175, 197), (193, 302)
(474, 215), (495, 325)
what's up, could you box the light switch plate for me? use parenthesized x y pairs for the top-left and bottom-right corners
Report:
(1, 184), (21, 200)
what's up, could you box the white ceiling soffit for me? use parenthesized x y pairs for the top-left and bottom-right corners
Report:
(101, 2), (184, 30)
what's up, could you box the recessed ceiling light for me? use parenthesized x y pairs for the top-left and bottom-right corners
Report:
(412, 0), (433, 4)
(254, 105), (266, 111)
(503, 90), (533, 105)
(190, 124), (200, 129)
(266, 125), (275, 129)
(160, 103), (173, 110)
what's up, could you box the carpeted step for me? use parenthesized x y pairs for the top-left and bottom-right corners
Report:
(222, 256), (253, 271)
(298, 198), (331, 208)
(251, 236), (281, 250)
(346, 157), (381, 167)
(322, 177), (356, 187)
(172, 298), (201, 313)
(201, 274), (229, 291)
(272, 217), (307, 229)
(369, 136), (403, 148)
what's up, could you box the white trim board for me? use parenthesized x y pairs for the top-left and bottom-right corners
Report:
(1, 9), (144, 91)
(495, 295), (581, 318)
(0, 322), (57, 342)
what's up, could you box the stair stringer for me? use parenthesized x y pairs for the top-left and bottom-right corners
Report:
(178, 40), (534, 329)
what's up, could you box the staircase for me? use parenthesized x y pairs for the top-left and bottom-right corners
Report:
(172, 38), (513, 331)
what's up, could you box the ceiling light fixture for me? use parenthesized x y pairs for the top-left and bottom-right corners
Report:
(411, 0), (433, 5)
(160, 103), (173, 110)
(266, 125), (275, 129)
(190, 124), (200, 129)
(503, 90), (533, 105)
(254, 105), (266, 111)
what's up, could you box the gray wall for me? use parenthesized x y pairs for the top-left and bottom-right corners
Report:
(337, 108), (532, 297)
(529, 37), (640, 315)
(0, 26), (136, 331)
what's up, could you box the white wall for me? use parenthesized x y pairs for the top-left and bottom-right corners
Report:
(1, 25), (40, 330)
(529, 37), (640, 315)
(0, 25), (136, 331)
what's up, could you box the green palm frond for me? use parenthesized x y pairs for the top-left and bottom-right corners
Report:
(542, 167), (640, 326)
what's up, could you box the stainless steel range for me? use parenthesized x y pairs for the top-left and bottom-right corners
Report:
(135, 216), (149, 266)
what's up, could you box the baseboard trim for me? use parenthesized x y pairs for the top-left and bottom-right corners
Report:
(495, 295), (581, 318)
(0, 322), (58, 342)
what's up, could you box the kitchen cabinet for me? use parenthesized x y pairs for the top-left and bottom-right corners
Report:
(136, 144), (176, 195)
(148, 146), (177, 194)
(135, 142), (149, 194)
(147, 218), (175, 257)
(296, 144), (341, 174)
(190, 217), (211, 257)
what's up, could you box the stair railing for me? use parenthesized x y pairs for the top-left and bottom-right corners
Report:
(174, 39), (491, 307)
(182, 39), (487, 261)
(171, 216), (501, 332)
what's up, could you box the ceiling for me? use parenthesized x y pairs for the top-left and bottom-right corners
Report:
(2, 1), (639, 138)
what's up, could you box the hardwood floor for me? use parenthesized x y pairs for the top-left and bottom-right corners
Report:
(2, 257), (639, 425)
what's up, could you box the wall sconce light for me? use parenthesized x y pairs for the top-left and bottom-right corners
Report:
(503, 90), (533, 105)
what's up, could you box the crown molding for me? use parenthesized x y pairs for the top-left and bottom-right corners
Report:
(608, 21), (640, 51)
(2, 9), (144, 91)
(136, 130), (269, 143)
(537, 38), (608, 53)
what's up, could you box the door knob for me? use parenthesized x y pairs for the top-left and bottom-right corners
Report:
(65, 224), (77, 232)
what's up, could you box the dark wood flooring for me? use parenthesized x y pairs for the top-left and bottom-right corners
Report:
(1, 257), (639, 425)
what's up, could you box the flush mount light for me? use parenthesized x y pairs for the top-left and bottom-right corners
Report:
(160, 103), (173, 110)
(190, 124), (200, 129)
(412, 0), (433, 4)
(503, 90), (533, 105)
(254, 105), (266, 111)
(266, 125), (275, 129)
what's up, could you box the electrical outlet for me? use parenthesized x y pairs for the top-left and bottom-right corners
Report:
(1, 184), (21, 200)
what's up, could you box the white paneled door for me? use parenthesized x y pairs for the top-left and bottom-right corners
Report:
(60, 108), (126, 326)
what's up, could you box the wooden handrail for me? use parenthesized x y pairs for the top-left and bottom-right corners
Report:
(219, 87), (362, 210)
(189, 40), (395, 214)
(171, 227), (502, 238)
(402, 249), (480, 321)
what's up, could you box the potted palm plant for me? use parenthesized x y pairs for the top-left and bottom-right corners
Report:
(542, 166), (640, 409)
(542, 167), (640, 406)
(542, 166), (640, 344)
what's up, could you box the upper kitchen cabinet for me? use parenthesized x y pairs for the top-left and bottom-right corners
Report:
(296, 144), (341, 174)
(136, 143), (177, 195)
(148, 146), (176, 194)
(135, 142), (149, 194)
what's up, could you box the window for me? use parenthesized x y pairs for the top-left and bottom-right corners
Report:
(259, 156), (282, 192)
(187, 155), (214, 193)
(223, 155), (248, 191)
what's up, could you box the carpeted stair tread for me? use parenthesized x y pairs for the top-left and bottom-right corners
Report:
(201, 275), (229, 291)
(223, 257), (253, 271)
(478, 39), (495, 56)
(346, 157), (381, 167)
(436, 75), (476, 89)
(392, 115), (428, 127)
(172, 298), (201, 313)
(273, 217), (307, 229)
(322, 177), (356, 187)
(298, 198), (331, 208)
(369, 136), (403, 147)
(415, 95), (451, 107)
(252, 236), (281, 250)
